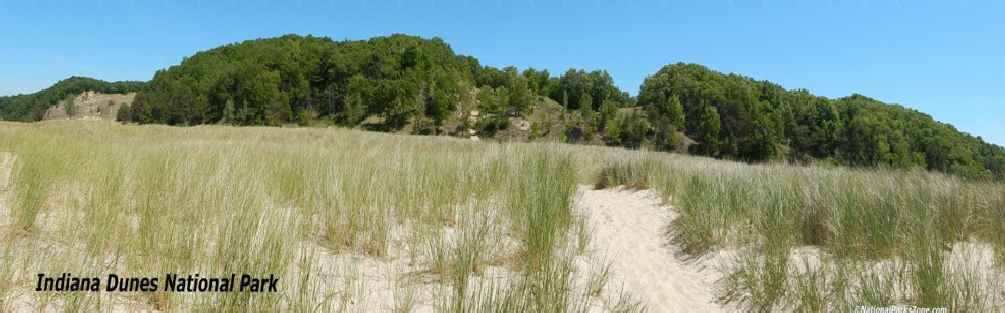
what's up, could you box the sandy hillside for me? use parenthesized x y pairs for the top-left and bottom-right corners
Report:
(577, 186), (731, 313)
(43, 92), (136, 121)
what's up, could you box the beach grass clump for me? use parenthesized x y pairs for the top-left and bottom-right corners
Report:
(8, 140), (69, 235)
(594, 156), (660, 190)
(670, 172), (755, 256)
(505, 150), (577, 271)
(720, 246), (790, 313)
(456, 251), (598, 313)
(789, 258), (828, 313)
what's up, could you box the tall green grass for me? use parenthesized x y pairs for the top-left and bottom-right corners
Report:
(595, 153), (1005, 312)
(4, 120), (1003, 312)
(0, 121), (618, 312)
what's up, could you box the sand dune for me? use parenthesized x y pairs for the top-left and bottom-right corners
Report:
(577, 186), (730, 313)
(0, 149), (735, 311)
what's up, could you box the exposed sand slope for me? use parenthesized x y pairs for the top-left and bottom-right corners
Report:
(43, 92), (135, 121)
(578, 186), (730, 313)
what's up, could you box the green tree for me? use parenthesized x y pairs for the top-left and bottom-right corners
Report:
(561, 90), (569, 109)
(579, 92), (594, 125)
(604, 117), (622, 146)
(648, 95), (685, 151)
(666, 96), (685, 128)
(242, 68), (289, 126)
(421, 69), (459, 128)
(476, 87), (508, 135)
(521, 68), (554, 97)
(616, 111), (650, 149)
(548, 69), (627, 112)
(508, 75), (532, 116)
(693, 103), (721, 156)
(599, 99), (618, 130)
(739, 106), (783, 161)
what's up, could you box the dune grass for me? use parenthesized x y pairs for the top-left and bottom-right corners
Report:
(595, 153), (1005, 312)
(2, 120), (1003, 312)
(0, 121), (639, 312)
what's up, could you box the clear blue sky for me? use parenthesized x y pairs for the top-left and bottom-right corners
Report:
(1, 0), (1002, 145)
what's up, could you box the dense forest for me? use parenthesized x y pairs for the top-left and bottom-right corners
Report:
(123, 34), (633, 133)
(637, 63), (1005, 180)
(0, 77), (145, 121)
(1, 34), (1002, 180)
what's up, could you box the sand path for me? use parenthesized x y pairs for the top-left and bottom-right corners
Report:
(577, 186), (729, 313)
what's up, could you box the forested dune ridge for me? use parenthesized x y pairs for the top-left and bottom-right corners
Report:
(638, 64), (1005, 180)
(1, 34), (1002, 180)
(0, 77), (144, 122)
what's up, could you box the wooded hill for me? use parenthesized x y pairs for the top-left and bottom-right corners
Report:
(0, 77), (144, 121)
(638, 63), (1005, 180)
(1, 34), (1002, 180)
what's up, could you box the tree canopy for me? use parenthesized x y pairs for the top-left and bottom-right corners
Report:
(127, 34), (474, 129)
(637, 63), (1005, 180)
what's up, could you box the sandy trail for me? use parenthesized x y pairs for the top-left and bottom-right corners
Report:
(577, 186), (729, 313)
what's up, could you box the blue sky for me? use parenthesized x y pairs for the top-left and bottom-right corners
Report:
(1, 0), (1002, 145)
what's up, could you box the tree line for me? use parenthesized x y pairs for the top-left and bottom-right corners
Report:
(1, 34), (1001, 181)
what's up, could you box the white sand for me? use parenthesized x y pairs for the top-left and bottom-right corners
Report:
(576, 186), (731, 313)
